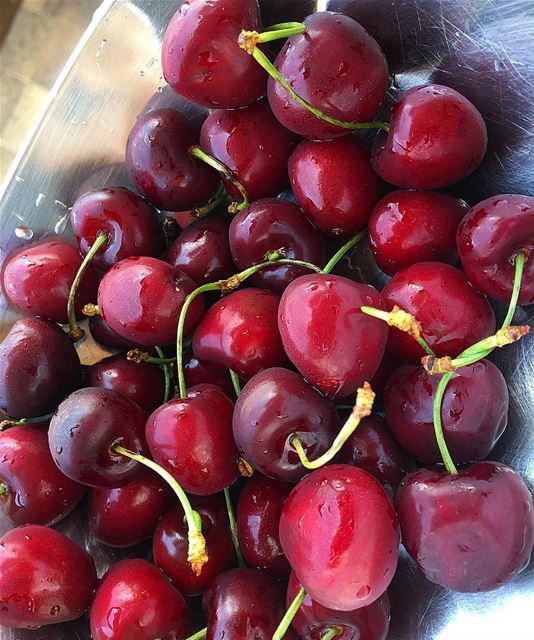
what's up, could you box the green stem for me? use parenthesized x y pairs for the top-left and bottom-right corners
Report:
(273, 587), (306, 640)
(432, 372), (458, 475)
(321, 628), (343, 640)
(0, 412), (54, 430)
(257, 24), (306, 42)
(0, 482), (9, 496)
(184, 629), (207, 640)
(155, 346), (172, 403)
(323, 230), (367, 274)
(192, 182), (227, 220)
(361, 306), (435, 357)
(230, 370), (241, 397)
(264, 21), (306, 32)
(224, 487), (245, 568)
(502, 251), (526, 329)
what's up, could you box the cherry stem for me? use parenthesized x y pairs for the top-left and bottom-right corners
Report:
(127, 348), (176, 365)
(264, 21), (306, 32)
(223, 486), (245, 568)
(0, 412), (54, 431)
(292, 382), (375, 470)
(67, 232), (109, 342)
(323, 230), (367, 274)
(82, 303), (99, 316)
(0, 482), (9, 496)
(192, 182), (227, 220)
(432, 371), (458, 475)
(155, 346), (172, 403)
(184, 629), (207, 640)
(273, 586), (306, 640)
(321, 628), (343, 640)
(361, 305), (435, 356)
(230, 370), (241, 397)
(502, 251), (526, 328)
(113, 444), (208, 575)
(256, 23), (306, 43)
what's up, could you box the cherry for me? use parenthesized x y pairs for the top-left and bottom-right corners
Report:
(368, 190), (468, 275)
(2, 239), (98, 323)
(0, 524), (97, 628)
(90, 558), (189, 640)
(126, 108), (219, 211)
(233, 367), (340, 482)
(192, 287), (289, 380)
(457, 194), (534, 304)
(153, 494), (235, 596)
(236, 473), (291, 578)
(268, 12), (388, 140)
(229, 198), (326, 293)
(70, 187), (164, 270)
(97, 256), (205, 347)
(278, 274), (388, 398)
(0, 317), (83, 419)
(381, 262), (496, 362)
(372, 84), (488, 189)
(200, 100), (299, 201)
(89, 314), (144, 351)
(279, 464), (399, 611)
(183, 350), (234, 396)
(368, 350), (401, 397)
(289, 136), (384, 237)
(88, 470), (173, 547)
(162, 0), (267, 109)
(48, 387), (148, 487)
(396, 462), (534, 592)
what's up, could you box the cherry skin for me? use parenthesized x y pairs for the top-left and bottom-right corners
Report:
(88, 470), (173, 547)
(457, 194), (534, 304)
(70, 187), (164, 270)
(162, 0), (267, 109)
(278, 274), (388, 398)
(89, 314), (144, 351)
(48, 387), (149, 488)
(0, 317), (83, 419)
(0, 424), (84, 526)
(382, 262), (496, 362)
(233, 367), (340, 483)
(368, 190), (468, 275)
(90, 558), (189, 640)
(98, 256), (205, 348)
(192, 288), (289, 380)
(396, 462), (534, 592)
(289, 136), (384, 237)
(183, 350), (234, 396)
(236, 472), (291, 578)
(0, 524), (97, 629)
(279, 464), (400, 611)
(153, 494), (235, 596)
(200, 100), (299, 201)
(126, 108), (219, 211)
(372, 84), (488, 189)
(2, 239), (98, 323)
(229, 198), (326, 293)
(368, 350), (401, 397)
(268, 12), (388, 140)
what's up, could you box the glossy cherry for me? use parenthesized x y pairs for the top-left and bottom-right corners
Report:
(183, 350), (234, 396)
(289, 136), (384, 237)
(278, 274), (388, 398)
(0, 524), (97, 628)
(90, 558), (189, 640)
(396, 462), (534, 592)
(89, 314), (144, 351)
(368, 190), (468, 275)
(457, 193), (534, 304)
(372, 84), (488, 189)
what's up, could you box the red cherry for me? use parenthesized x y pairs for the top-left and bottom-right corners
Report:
(396, 462), (534, 592)
(368, 350), (401, 397)
(183, 350), (234, 396)
(372, 84), (488, 189)
(89, 314), (144, 351)
(0, 524), (97, 629)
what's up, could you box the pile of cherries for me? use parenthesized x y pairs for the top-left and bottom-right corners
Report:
(1, 1), (533, 639)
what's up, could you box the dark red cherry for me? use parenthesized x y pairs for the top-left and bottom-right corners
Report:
(457, 194), (534, 304)
(229, 198), (326, 293)
(89, 314), (144, 351)
(268, 12), (388, 140)
(368, 190), (468, 275)
(70, 187), (164, 270)
(0, 317), (83, 419)
(98, 256), (205, 347)
(153, 494), (235, 596)
(289, 136), (384, 237)
(183, 350), (234, 396)
(90, 558), (189, 640)
(280, 464), (399, 611)
(200, 100), (299, 200)
(0, 425), (84, 526)
(2, 239), (98, 323)
(88, 470), (173, 547)
(48, 387), (148, 488)
(381, 262), (496, 362)
(233, 368), (340, 482)
(193, 288), (288, 380)
(0, 524), (97, 629)
(126, 108), (219, 211)
(278, 274), (388, 398)
(368, 350), (401, 397)
(162, 0), (267, 109)
(287, 572), (391, 640)
(146, 384), (239, 495)
(236, 473), (291, 578)
(384, 359), (508, 465)
(372, 84), (488, 189)
(396, 462), (534, 592)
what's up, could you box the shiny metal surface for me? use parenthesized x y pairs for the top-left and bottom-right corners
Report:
(0, 0), (533, 638)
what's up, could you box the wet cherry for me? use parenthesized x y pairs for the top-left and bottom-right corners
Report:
(183, 350), (234, 396)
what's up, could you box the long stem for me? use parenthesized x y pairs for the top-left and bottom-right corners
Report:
(155, 346), (172, 404)
(323, 230), (367, 274)
(0, 412), (54, 431)
(361, 306), (435, 356)
(224, 487), (245, 568)
(503, 251), (526, 329)
(230, 370), (241, 397)
(256, 24), (306, 42)
(264, 21), (306, 32)
(432, 372), (458, 475)
(273, 587), (306, 640)
(184, 629), (207, 640)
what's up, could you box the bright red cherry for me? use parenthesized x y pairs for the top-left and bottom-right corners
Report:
(457, 194), (534, 304)
(183, 350), (234, 396)
(372, 84), (488, 189)
(0, 524), (97, 629)
(396, 462), (534, 592)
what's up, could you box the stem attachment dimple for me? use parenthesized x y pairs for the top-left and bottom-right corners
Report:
(361, 305), (435, 356)
(224, 487), (245, 568)
(272, 586), (307, 640)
